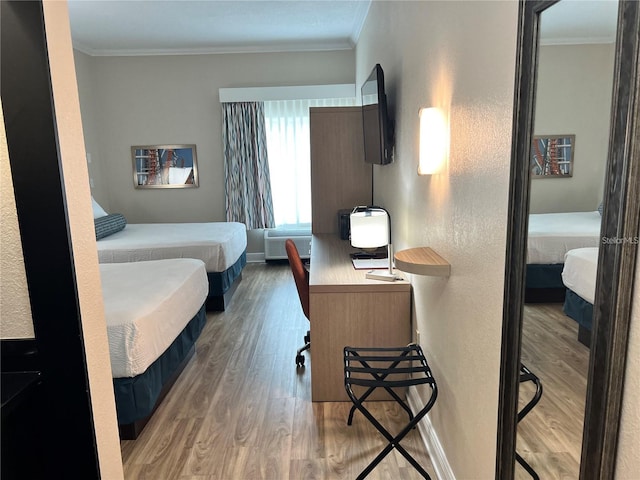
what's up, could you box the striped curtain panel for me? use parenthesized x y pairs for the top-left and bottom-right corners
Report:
(222, 102), (275, 229)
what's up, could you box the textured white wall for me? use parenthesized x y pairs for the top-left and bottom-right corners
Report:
(0, 105), (34, 339)
(356, 2), (518, 478)
(530, 43), (615, 214)
(616, 254), (640, 478)
(42, 2), (124, 478)
(74, 49), (355, 225)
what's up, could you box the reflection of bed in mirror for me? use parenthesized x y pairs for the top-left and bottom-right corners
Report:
(561, 247), (598, 347)
(97, 221), (247, 311)
(102, 259), (209, 439)
(526, 210), (601, 302)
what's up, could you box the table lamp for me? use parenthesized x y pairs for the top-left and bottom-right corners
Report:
(350, 206), (397, 281)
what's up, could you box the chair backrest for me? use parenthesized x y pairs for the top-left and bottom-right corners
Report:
(285, 239), (310, 320)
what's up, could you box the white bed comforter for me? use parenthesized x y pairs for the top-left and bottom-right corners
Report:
(101, 259), (208, 378)
(97, 222), (247, 272)
(562, 247), (598, 304)
(527, 211), (601, 264)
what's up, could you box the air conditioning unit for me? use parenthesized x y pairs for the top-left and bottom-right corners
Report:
(264, 227), (311, 260)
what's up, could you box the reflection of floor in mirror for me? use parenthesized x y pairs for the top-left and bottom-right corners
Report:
(516, 303), (590, 480)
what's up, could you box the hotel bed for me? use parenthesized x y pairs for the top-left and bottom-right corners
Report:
(102, 258), (209, 439)
(526, 210), (601, 302)
(96, 221), (247, 311)
(561, 247), (598, 347)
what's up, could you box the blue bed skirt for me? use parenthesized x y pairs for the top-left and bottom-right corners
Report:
(207, 250), (246, 296)
(525, 263), (566, 303)
(113, 304), (207, 427)
(563, 288), (593, 331)
(526, 263), (565, 289)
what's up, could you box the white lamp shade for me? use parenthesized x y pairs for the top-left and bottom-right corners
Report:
(350, 208), (389, 249)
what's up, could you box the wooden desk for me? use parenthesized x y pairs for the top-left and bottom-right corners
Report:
(309, 234), (411, 401)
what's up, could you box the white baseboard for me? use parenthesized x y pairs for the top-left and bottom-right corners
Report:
(407, 386), (456, 480)
(246, 252), (265, 263)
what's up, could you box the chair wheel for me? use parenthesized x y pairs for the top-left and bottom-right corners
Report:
(296, 354), (305, 367)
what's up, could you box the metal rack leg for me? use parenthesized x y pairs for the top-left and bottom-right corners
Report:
(348, 389), (436, 480)
(517, 364), (543, 480)
(516, 453), (540, 480)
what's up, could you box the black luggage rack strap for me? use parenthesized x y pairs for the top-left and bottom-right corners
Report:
(343, 344), (438, 479)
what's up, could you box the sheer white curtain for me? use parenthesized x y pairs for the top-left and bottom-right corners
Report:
(264, 97), (356, 228)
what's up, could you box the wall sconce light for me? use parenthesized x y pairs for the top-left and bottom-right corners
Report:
(418, 107), (448, 175)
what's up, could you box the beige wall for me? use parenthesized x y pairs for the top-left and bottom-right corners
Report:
(74, 49), (355, 227)
(616, 252), (640, 477)
(356, 2), (518, 478)
(530, 43), (615, 214)
(0, 105), (34, 339)
(42, 3), (124, 478)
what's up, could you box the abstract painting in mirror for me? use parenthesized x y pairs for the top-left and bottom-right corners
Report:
(530, 134), (574, 178)
(132, 144), (199, 188)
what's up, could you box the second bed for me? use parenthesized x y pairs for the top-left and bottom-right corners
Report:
(97, 221), (247, 310)
(102, 258), (209, 439)
(561, 247), (598, 347)
(526, 210), (601, 302)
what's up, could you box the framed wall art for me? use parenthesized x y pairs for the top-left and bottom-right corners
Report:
(132, 144), (199, 188)
(530, 134), (574, 178)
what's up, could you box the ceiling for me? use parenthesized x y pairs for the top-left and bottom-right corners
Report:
(68, 0), (372, 56)
(67, 0), (619, 57)
(540, 0), (618, 45)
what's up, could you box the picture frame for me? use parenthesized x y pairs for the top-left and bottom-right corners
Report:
(530, 134), (574, 178)
(132, 144), (199, 188)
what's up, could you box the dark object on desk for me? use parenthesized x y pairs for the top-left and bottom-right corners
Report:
(285, 239), (311, 368)
(517, 364), (543, 480)
(338, 209), (351, 240)
(344, 344), (437, 479)
(350, 248), (387, 260)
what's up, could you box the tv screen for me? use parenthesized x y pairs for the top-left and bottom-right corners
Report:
(361, 64), (393, 165)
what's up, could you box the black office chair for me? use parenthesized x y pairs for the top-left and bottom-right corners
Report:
(285, 239), (310, 367)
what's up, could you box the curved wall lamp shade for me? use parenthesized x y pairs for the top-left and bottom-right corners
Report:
(349, 206), (389, 249)
(350, 206), (397, 281)
(418, 107), (448, 175)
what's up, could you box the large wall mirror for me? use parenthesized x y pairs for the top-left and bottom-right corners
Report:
(497, 1), (639, 479)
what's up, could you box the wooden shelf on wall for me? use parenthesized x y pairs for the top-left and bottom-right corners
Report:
(394, 247), (451, 277)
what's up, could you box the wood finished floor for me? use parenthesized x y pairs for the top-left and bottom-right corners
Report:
(516, 303), (590, 480)
(120, 262), (437, 480)
(120, 263), (588, 479)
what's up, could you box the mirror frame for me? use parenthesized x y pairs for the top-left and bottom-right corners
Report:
(496, 1), (640, 479)
(1, 0), (101, 474)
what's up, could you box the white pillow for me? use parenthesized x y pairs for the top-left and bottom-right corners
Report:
(92, 197), (108, 219)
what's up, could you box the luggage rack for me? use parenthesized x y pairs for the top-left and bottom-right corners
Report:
(344, 344), (437, 479)
(517, 363), (543, 480)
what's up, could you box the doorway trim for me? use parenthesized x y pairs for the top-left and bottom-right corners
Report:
(496, 1), (640, 479)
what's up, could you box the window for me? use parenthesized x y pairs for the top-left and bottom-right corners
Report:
(264, 97), (356, 228)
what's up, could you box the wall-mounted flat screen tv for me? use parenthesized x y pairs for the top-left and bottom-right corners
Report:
(361, 64), (393, 165)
